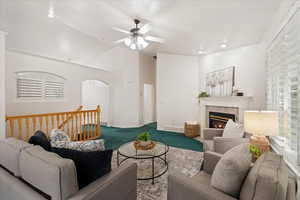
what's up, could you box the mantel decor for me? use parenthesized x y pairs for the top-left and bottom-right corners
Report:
(206, 66), (235, 97)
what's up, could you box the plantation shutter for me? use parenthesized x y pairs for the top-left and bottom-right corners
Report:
(17, 78), (43, 98)
(267, 8), (300, 165)
(45, 81), (64, 98)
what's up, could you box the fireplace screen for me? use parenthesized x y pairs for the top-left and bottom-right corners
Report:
(209, 112), (236, 129)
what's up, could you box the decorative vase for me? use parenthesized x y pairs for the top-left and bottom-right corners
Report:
(139, 140), (151, 147)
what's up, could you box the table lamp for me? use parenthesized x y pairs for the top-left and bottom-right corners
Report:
(244, 111), (279, 158)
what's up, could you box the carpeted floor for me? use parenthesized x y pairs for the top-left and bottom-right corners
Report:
(101, 123), (203, 152)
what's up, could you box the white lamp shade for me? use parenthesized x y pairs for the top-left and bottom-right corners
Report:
(244, 111), (279, 136)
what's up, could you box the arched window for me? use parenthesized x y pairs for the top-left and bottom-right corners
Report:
(16, 71), (66, 100)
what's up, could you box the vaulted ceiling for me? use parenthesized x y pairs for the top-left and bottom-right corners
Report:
(2, 0), (282, 55)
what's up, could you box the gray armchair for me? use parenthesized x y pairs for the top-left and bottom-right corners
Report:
(203, 128), (251, 154)
(168, 151), (297, 200)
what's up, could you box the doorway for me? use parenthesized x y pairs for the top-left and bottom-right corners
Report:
(81, 80), (109, 125)
(143, 84), (155, 124)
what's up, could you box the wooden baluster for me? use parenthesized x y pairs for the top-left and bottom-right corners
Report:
(9, 120), (14, 137)
(61, 114), (65, 131)
(75, 113), (78, 141)
(94, 111), (97, 138)
(97, 106), (101, 137)
(32, 117), (37, 133)
(39, 117), (43, 132)
(79, 112), (83, 141)
(87, 111), (90, 139)
(71, 114), (74, 141)
(45, 116), (49, 137)
(17, 119), (22, 140)
(25, 118), (30, 140)
(92, 111), (95, 138)
(66, 113), (69, 138)
(83, 112), (86, 140)
(56, 115), (60, 129)
(51, 115), (55, 131)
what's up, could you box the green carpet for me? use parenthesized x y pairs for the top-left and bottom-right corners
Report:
(100, 123), (203, 152)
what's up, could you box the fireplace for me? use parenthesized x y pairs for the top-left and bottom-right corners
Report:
(208, 112), (236, 129)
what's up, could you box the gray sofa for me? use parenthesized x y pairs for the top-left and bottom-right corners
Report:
(168, 151), (297, 200)
(0, 138), (137, 200)
(203, 128), (251, 154)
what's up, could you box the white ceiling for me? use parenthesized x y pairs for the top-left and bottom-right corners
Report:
(3, 0), (282, 56)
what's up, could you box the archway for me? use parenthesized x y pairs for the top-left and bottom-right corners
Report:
(81, 80), (109, 125)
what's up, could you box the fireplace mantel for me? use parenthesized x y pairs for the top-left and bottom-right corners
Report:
(199, 96), (254, 136)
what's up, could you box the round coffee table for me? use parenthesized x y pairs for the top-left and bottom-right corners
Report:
(117, 141), (169, 184)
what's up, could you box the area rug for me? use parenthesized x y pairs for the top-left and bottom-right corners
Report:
(112, 146), (203, 200)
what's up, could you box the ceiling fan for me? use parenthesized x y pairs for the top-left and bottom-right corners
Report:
(112, 19), (165, 50)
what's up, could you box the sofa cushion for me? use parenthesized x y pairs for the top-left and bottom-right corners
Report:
(211, 143), (251, 198)
(19, 146), (78, 200)
(51, 139), (105, 152)
(51, 147), (113, 189)
(190, 171), (237, 200)
(239, 152), (289, 200)
(50, 129), (70, 142)
(223, 120), (244, 138)
(0, 138), (32, 176)
(29, 131), (51, 151)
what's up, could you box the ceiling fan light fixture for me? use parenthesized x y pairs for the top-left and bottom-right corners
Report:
(130, 43), (136, 50)
(137, 36), (145, 44)
(220, 43), (228, 49)
(124, 38), (131, 46)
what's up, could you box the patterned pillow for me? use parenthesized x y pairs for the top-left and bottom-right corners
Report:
(51, 139), (105, 152)
(50, 129), (70, 142)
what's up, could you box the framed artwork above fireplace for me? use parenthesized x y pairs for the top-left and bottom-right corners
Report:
(205, 66), (235, 97)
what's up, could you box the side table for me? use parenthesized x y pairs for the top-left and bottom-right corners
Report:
(184, 122), (200, 138)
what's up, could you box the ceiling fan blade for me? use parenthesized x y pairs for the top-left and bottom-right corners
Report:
(139, 23), (151, 34)
(112, 27), (131, 34)
(113, 38), (127, 44)
(145, 35), (165, 43)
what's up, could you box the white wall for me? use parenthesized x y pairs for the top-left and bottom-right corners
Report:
(6, 51), (112, 116)
(0, 31), (5, 139)
(199, 44), (266, 109)
(101, 47), (141, 127)
(139, 54), (156, 125)
(3, 0), (110, 71)
(157, 53), (199, 132)
(143, 84), (155, 124)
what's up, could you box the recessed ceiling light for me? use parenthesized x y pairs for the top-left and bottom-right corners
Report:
(220, 43), (228, 49)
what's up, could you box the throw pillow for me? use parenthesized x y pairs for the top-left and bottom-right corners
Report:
(50, 129), (70, 142)
(222, 119), (244, 138)
(51, 139), (105, 152)
(51, 147), (113, 189)
(211, 143), (251, 198)
(28, 130), (51, 151)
